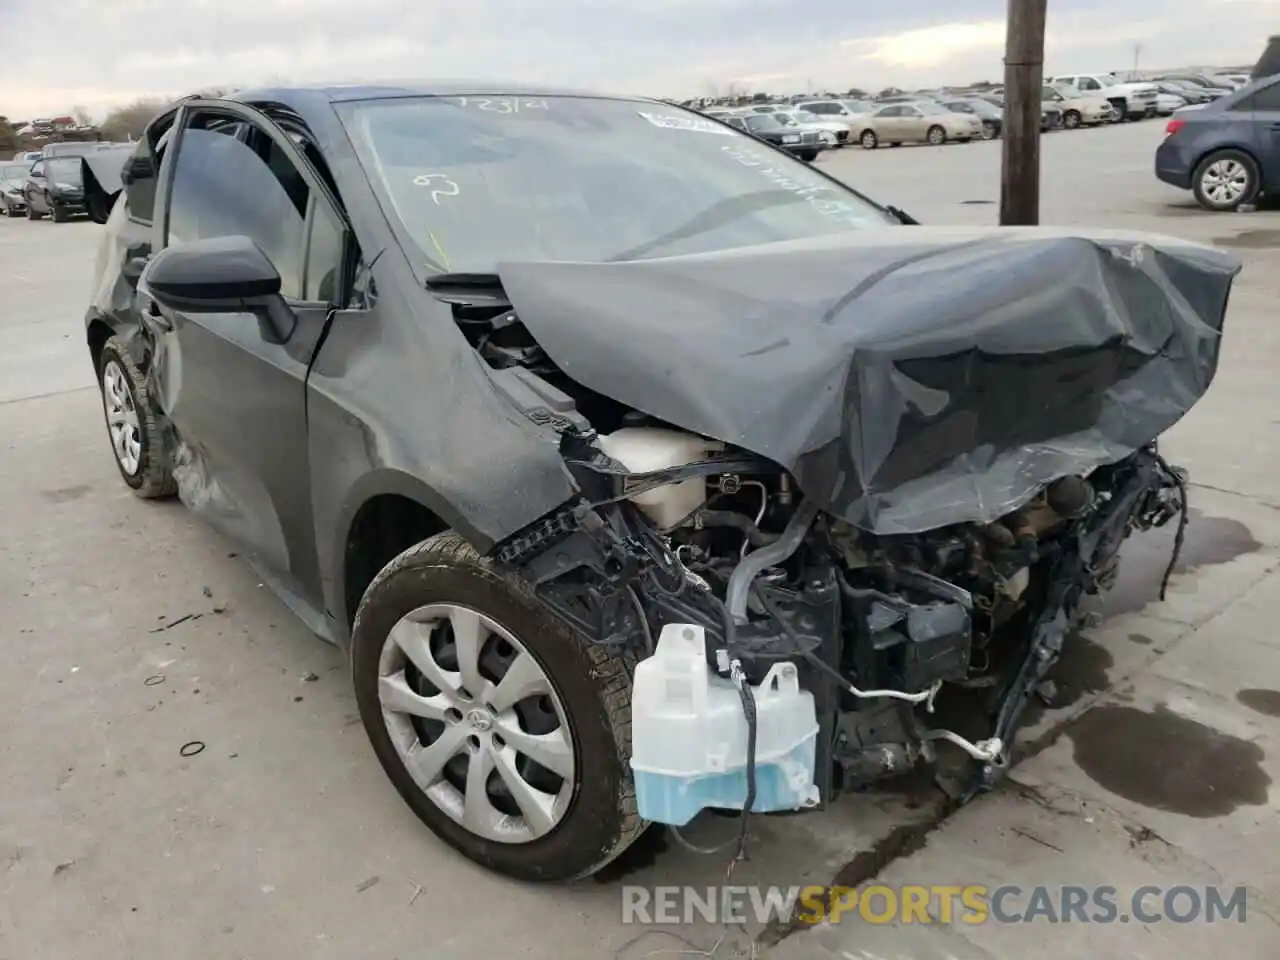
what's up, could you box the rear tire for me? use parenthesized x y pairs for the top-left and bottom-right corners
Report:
(97, 337), (177, 498)
(1192, 149), (1261, 212)
(351, 532), (646, 882)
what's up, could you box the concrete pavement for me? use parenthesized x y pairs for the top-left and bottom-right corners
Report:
(1, 119), (1276, 959)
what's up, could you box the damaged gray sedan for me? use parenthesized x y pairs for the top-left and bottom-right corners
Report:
(83, 84), (1240, 882)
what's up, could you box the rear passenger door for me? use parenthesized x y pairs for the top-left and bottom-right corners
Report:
(1241, 79), (1280, 189)
(144, 100), (350, 608)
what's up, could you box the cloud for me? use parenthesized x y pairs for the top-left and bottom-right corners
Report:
(0, 0), (1271, 119)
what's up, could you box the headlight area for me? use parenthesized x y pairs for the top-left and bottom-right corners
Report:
(491, 421), (1190, 857)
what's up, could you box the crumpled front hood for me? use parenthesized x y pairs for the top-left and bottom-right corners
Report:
(495, 226), (1240, 535)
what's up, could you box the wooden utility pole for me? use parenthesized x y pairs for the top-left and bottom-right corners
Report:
(999, 0), (1048, 225)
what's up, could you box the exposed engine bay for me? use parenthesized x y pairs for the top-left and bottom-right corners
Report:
(435, 271), (1192, 822)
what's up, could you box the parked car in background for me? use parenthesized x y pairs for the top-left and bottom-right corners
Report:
(859, 101), (982, 148)
(0, 162), (29, 216)
(1050, 73), (1159, 119)
(1157, 73), (1237, 98)
(794, 98), (876, 123)
(1040, 102), (1064, 131)
(1155, 90), (1189, 115)
(775, 109), (849, 146)
(1210, 74), (1250, 89)
(1047, 85), (1115, 127)
(940, 98), (1002, 139)
(1155, 72), (1280, 210)
(1153, 81), (1214, 106)
(22, 155), (86, 221)
(722, 112), (823, 160)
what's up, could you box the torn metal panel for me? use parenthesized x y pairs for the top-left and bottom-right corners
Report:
(496, 226), (1240, 535)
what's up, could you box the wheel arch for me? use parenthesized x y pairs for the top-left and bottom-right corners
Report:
(334, 470), (493, 634)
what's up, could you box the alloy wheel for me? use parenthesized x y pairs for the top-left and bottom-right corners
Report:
(377, 603), (576, 844)
(1200, 158), (1251, 207)
(101, 359), (142, 476)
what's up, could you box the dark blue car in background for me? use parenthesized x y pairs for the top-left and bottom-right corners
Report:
(1155, 74), (1280, 211)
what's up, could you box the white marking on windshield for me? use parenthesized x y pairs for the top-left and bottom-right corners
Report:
(412, 173), (460, 205)
(637, 111), (735, 135)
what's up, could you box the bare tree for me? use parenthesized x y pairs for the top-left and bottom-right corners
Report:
(100, 98), (168, 141)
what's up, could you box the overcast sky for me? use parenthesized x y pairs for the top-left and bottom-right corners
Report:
(1, 0), (1271, 120)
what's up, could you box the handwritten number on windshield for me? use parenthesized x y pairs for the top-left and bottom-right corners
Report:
(412, 173), (460, 204)
(450, 97), (549, 113)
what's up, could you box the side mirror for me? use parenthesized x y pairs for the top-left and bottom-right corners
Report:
(144, 235), (282, 307)
(119, 153), (154, 187)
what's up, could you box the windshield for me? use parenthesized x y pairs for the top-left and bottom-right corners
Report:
(744, 114), (784, 132)
(1, 164), (29, 183)
(773, 113), (801, 126)
(45, 157), (83, 183)
(340, 95), (893, 273)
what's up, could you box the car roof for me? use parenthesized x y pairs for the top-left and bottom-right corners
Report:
(228, 80), (649, 107)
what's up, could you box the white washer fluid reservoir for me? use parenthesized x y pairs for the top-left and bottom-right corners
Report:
(630, 623), (820, 826)
(595, 427), (724, 529)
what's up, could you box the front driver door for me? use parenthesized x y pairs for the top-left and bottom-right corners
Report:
(144, 100), (349, 612)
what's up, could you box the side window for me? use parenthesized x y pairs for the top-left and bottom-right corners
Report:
(304, 201), (345, 303)
(123, 125), (171, 223)
(1081, 78), (1100, 91)
(166, 112), (309, 298)
(1242, 83), (1280, 111)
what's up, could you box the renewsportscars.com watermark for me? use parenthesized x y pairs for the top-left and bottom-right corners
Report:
(622, 884), (1249, 926)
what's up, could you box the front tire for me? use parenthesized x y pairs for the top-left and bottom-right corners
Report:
(860, 129), (878, 149)
(97, 337), (177, 498)
(351, 533), (645, 882)
(50, 198), (68, 222)
(927, 125), (946, 145)
(1063, 110), (1082, 129)
(1192, 149), (1261, 212)
(981, 121), (998, 140)
(798, 149), (818, 162)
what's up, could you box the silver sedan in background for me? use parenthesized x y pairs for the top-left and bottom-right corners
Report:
(857, 101), (983, 149)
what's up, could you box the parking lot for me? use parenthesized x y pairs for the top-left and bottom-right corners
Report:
(3, 119), (1279, 959)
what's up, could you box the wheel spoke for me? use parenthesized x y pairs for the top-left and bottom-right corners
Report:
(379, 671), (450, 721)
(448, 607), (490, 698)
(405, 724), (468, 786)
(488, 652), (550, 714)
(462, 745), (500, 834)
(388, 619), (459, 698)
(493, 749), (557, 836)
(495, 721), (574, 779)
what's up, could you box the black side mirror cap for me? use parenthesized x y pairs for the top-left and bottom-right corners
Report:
(144, 235), (282, 307)
(120, 153), (155, 187)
